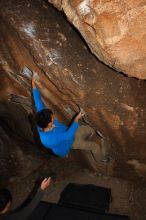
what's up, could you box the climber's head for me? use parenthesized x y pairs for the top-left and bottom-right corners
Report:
(0, 188), (12, 214)
(36, 109), (54, 129)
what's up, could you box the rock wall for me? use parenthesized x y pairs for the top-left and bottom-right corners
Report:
(0, 0), (146, 181)
(48, 0), (146, 79)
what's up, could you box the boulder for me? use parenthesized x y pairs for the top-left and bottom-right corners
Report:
(48, 0), (146, 79)
(0, 0), (146, 181)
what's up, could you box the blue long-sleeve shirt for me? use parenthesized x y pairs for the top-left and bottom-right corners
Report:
(32, 88), (79, 157)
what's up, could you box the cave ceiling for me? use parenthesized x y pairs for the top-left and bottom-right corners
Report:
(49, 0), (146, 79)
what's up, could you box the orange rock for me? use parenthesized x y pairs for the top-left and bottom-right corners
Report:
(49, 0), (146, 79)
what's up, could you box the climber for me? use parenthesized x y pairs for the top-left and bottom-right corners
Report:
(0, 177), (51, 220)
(32, 74), (104, 161)
(32, 75), (85, 157)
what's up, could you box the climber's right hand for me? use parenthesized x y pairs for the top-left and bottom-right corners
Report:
(75, 109), (85, 122)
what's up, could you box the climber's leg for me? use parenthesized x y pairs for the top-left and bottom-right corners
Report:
(73, 125), (95, 149)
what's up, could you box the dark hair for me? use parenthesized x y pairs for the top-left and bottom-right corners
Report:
(36, 109), (53, 128)
(0, 188), (12, 212)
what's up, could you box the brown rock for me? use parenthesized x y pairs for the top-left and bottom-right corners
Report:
(48, 0), (146, 79)
(0, 0), (146, 182)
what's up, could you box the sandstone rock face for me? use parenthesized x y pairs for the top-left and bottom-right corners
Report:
(1, 0), (146, 182)
(48, 0), (146, 79)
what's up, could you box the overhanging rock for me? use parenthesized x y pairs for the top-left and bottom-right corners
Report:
(48, 0), (146, 79)
(0, 0), (146, 181)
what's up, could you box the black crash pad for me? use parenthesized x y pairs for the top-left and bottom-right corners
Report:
(58, 183), (112, 213)
(45, 204), (130, 220)
(27, 202), (130, 220)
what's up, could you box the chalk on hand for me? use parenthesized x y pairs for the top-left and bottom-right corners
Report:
(79, 107), (85, 116)
(21, 67), (40, 82)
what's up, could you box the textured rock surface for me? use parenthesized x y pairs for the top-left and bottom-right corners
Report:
(1, 0), (146, 183)
(48, 0), (146, 79)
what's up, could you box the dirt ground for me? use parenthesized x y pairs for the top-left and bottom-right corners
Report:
(6, 151), (146, 220)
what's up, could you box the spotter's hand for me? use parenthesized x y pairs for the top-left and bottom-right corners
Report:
(40, 177), (51, 191)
